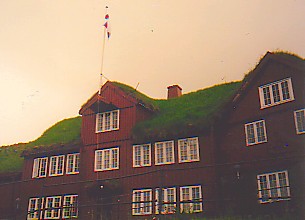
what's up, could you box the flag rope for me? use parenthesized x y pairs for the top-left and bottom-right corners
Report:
(99, 5), (109, 94)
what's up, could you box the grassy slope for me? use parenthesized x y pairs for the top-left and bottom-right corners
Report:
(0, 116), (81, 173)
(132, 82), (242, 142)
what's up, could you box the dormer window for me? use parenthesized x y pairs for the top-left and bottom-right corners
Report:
(258, 78), (294, 109)
(96, 109), (119, 133)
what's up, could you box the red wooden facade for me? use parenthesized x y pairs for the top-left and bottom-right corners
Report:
(217, 52), (305, 217)
(0, 52), (304, 219)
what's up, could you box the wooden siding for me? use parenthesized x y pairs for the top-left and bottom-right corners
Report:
(217, 54), (305, 216)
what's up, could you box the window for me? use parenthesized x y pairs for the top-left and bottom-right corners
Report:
(257, 170), (290, 203)
(49, 155), (65, 176)
(27, 195), (78, 220)
(45, 196), (61, 219)
(96, 109), (119, 132)
(95, 147), (119, 171)
(27, 197), (44, 220)
(155, 141), (175, 165)
(259, 78), (294, 109)
(180, 185), (202, 213)
(66, 153), (80, 174)
(155, 187), (176, 214)
(63, 195), (78, 218)
(294, 109), (305, 134)
(178, 137), (200, 163)
(32, 157), (48, 178)
(132, 189), (152, 215)
(133, 144), (151, 167)
(245, 120), (267, 146)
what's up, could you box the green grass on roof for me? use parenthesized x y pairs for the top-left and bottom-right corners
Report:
(111, 81), (160, 111)
(0, 116), (81, 173)
(31, 116), (81, 146)
(132, 82), (242, 142)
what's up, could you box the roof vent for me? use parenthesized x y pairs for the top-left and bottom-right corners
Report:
(167, 85), (182, 99)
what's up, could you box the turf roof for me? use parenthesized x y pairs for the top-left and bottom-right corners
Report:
(129, 82), (242, 142)
(0, 116), (81, 173)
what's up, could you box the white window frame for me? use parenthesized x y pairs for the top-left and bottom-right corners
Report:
(94, 147), (119, 171)
(245, 120), (267, 146)
(66, 153), (80, 174)
(133, 144), (151, 167)
(132, 189), (152, 215)
(49, 155), (65, 177)
(178, 137), (200, 163)
(32, 157), (48, 178)
(257, 170), (291, 204)
(258, 78), (294, 109)
(180, 185), (203, 213)
(155, 141), (175, 165)
(45, 196), (61, 219)
(155, 187), (176, 214)
(96, 109), (119, 133)
(27, 197), (44, 220)
(62, 195), (78, 219)
(294, 108), (305, 134)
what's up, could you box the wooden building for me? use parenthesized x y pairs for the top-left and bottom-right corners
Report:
(217, 52), (305, 217)
(0, 51), (304, 219)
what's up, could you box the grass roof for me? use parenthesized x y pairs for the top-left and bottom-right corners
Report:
(0, 116), (81, 173)
(131, 82), (242, 142)
(111, 81), (159, 111)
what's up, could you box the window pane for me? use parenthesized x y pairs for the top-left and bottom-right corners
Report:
(268, 174), (278, 199)
(156, 143), (163, 164)
(189, 139), (198, 160)
(104, 112), (111, 130)
(95, 151), (103, 170)
(263, 87), (271, 105)
(143, 191), (151, 213)
(192, 187), (201, 211)
(246, 124), (255, 144)
(97, 113), (103, 131)
(258, 175), (269, 202)
(179, 140), (188, 161)
(50, 157), (56, 175)
(134, 146), (141, 166)
(104, 150), (110, 169)
(278, 172), (289, 199)
(112, 149), (118, 168)
(67, 155), (74, 173)
(57, 156), (64, 175)
(181, 188), (190, 213)
(295, 110), (305, 133)
(40, 158), (47, 177)
(74, 154), (80, 172)
(256, 121), (266, 142)
(281, 81), (290, 100)
(272, 84), (280, 103)
(165, 142), (173, 163)
(143, 145), (150, 165)
(112, 110), (118, 129)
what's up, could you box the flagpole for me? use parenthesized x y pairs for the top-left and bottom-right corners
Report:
(99, 5), (109, 95)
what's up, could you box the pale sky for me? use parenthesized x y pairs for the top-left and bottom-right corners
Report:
(0, 0), (305, 146)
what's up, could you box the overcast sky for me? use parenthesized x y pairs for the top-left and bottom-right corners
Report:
(0, 0), (304, 146)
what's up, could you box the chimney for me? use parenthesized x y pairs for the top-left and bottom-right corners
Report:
(167, 85), (182, 99)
